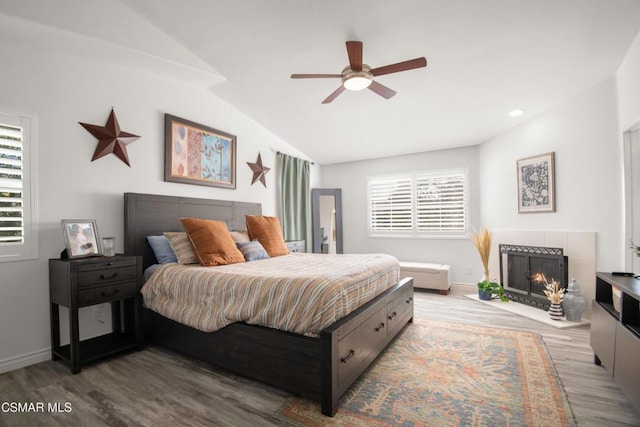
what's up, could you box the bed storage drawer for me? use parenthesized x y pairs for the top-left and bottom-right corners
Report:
(387, 284), (414, 334)
(337, 305), (388, 386)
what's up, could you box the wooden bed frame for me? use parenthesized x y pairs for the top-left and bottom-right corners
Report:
(123, 192), (413, 416)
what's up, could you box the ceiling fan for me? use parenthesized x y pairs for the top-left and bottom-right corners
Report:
(291, 41), (427, 104)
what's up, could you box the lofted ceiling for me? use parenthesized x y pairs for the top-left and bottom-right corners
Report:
(2, 0), (640, 165)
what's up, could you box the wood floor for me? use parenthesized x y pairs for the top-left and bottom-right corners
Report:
(1, 286), (638, 427)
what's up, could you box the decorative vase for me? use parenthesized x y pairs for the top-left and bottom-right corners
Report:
(563, 278), (585, 322)
(478, 289), (492, 301)
(548, 302), (564, 320)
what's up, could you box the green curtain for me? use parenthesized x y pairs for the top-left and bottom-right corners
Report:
(279, 154), (312, 252)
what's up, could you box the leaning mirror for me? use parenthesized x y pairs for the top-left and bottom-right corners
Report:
(311, 188), (343, 254)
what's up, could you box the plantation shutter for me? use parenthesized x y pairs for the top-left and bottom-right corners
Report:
(415, 171), (466, 231)
(368, 176), (413, 231)
(0, 122), (24, 245)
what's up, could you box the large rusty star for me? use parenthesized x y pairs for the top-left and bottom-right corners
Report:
(246, 153), (271, 187)
(79, 109), (140, 167)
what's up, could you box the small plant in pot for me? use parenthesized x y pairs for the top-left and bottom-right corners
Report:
(477, 280), (509, 301)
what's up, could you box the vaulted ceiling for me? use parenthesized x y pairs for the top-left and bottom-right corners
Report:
(2, 0), (640, 164)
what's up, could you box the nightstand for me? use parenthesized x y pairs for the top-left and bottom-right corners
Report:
(286, 240), (305, 253)
(49, 255), (143, 374)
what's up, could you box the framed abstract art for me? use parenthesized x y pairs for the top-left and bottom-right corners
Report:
(517, 152), (555, 213)
(164, 114), (236, 189)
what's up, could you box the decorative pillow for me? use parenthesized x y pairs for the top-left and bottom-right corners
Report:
(236, 241), (270, 262)
(146, 235), (178, 264)
(180, 218), (245, 267)
(229, 230), (251, 243)
(164, 232), (199, 265)
(245, 215), (289, 257)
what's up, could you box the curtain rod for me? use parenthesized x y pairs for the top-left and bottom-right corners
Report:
(276, 151), (315, 165)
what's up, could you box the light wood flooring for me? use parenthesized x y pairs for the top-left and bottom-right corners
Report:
(1, 286), (638, 427)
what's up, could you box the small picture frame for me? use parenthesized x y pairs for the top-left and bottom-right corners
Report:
(517, 152), (556, 213)
(61, 220), (102, 258)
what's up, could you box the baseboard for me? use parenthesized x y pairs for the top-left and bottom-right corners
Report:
(451, 282), (476, 288)
(0, 348), (50, 374)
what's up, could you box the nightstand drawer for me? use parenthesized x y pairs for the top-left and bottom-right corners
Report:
(78, 281), (138, 305)
(78, 265), (138, 286)
(286, 240), (305, 253)
(76, 257), (137, 272)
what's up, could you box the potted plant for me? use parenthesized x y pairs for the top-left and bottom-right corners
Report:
(477, 280), (509, 301)
(471, 227), (508, 302)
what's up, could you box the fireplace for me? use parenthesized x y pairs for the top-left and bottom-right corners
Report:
(498, 244), (568, 310)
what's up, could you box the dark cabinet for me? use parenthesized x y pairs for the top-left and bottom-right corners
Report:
(590, 272), (640, 413)
(49, 255), (143, 373)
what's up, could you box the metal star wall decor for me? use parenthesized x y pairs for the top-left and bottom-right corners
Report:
(79, 108), (140, 167)
(246, 153), (271, 187)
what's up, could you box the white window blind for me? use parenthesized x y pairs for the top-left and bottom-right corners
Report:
(368, 169), (468, 237)
(0, 123), (24, 244)
(416, 171), (466, 231)
(0, 112), (37, 261)
(369, 176), (413, 231)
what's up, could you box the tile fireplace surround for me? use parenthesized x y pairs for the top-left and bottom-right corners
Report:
(487, 230), (596, 319)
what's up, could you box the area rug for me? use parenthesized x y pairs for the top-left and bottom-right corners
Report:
(275, 319), (576, 427)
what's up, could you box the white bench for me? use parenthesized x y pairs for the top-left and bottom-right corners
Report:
(399, 262), (451, 295)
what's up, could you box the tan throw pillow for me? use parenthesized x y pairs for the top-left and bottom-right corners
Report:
(181, 218), (245, 266)
(229, 230), (251, 243)
(245, 215), (289, 257)
(164, 232), (198, 265)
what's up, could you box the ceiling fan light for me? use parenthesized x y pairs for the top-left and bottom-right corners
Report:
(343, 73), (373, 91)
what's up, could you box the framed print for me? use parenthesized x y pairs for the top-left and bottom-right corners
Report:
(164, 114), (236, 189)
(517, 152), (555, 213)
(61, 220), (102, 258)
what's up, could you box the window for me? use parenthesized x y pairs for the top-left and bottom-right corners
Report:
(0, 112), (37, 261)
(368, 169), (468, 237)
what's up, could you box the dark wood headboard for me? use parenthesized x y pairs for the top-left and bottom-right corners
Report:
(124, 192), (262, 269)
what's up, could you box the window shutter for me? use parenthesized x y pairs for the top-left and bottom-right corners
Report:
(416, 171), (466, 231)
(369, 176), (413, 231)
(0, 123), (24, 244)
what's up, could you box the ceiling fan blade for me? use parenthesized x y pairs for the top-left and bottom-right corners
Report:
(370, 57), (427, 77)
(368, 80), (397, 99)
(322, 86), (346, 104)
(291, 74), (342, 79)
(346, 41), (363, 71)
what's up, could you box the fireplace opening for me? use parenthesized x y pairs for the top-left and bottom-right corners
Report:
(498, 244), (568, 310)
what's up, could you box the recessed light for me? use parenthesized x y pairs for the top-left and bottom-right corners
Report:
(509, 109), (524, 117)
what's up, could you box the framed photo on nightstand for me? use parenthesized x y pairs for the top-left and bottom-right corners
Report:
(61, 219), (102, 258)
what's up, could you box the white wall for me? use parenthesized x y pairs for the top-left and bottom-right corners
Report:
(617, 30), (640, 131)
(0, 30), (318, 371)
(479, 78), (622, 271)
(617, 29), (640, 273)
(321, 146), (482, 283)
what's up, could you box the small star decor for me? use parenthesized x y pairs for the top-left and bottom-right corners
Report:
(79, 108), (140, 167)
(246, 153), (271, 187)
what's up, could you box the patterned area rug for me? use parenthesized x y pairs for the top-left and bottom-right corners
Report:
(275, 319), (575, 426)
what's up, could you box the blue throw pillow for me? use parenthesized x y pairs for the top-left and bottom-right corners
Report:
(236, 241), (270, 262)
(147, 235), (178, 264)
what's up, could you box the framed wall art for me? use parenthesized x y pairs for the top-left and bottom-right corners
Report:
(517, 152), (555, 213)
(164, 114), (236, 189)
(61, 219), (102, 258)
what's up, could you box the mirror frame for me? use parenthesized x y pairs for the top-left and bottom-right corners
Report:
(311, 188), (343, 254)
